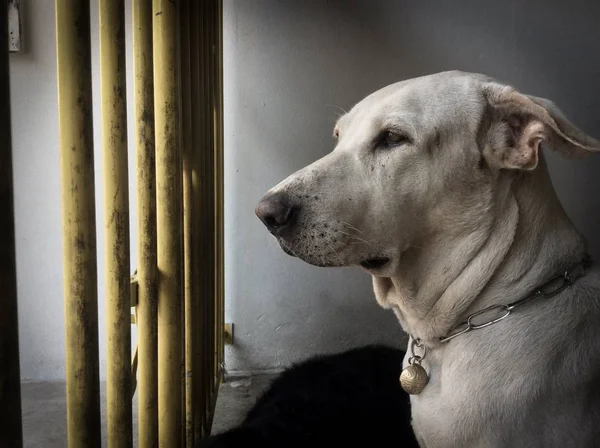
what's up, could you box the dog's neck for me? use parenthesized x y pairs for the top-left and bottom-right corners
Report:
(373, 152), (587, 345)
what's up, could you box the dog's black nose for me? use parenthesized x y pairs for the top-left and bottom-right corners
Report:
(255, 193), (297, 234)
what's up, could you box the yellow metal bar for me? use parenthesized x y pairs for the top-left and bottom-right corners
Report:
(0, 6), (23, 448)
(217, 0), (225, 387)
(191, 0), (204, 441)
(179, 0), (196, 444)
(212, 0), (221, 400)
(211, 0), (217, 412)
(133, 1), (159, 446)
(206, 0), (213, 410)
(153, 0), (183, 445)
(55, 1), (102, 446)
(215, 0), (223, 390)
(217, 0), (225, 384)
(210, 0), (221, 394)
(178, 4), (186, 444)
(213, 0), (221, 388)
(99, 1), (132, 446)
(201, 0), (211, 430)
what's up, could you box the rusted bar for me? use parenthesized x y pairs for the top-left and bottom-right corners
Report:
(55, 1), (102, 446)
(211, 0), (219, 391)
(153, 0), (183, 445)
(179, 0), (195, 444)
(191, 0), (205, 441)
(132, 1), (158, 446)
(99, 1), (132, 446)
(0, 5), (23, 448)
(212, 0), (223, 392)
(216, 0), (225, 384)
(209, 0), (216, 417)
(211, 0), (221, 390)
(201, 0), (212, 429)
(210, 0), (219, 405)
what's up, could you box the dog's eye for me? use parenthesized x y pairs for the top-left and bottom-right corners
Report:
(381, 131), (410, 148)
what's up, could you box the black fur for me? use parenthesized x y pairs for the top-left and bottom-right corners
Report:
(198, 344), (419, 448)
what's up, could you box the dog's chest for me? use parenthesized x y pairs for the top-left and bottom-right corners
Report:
(404, 330), (553, 448)
(405, 325), (599, 448)
(408, 359), (509, 447)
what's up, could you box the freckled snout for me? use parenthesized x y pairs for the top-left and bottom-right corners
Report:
(255, 192), (298, 235)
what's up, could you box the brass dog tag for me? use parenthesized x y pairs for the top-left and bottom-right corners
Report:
(400, 359), (429, 395)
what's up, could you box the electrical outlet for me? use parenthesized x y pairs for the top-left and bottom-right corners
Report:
(224, 323), (234, 345)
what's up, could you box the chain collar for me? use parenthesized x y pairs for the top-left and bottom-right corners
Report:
(409, 257), (590, 359)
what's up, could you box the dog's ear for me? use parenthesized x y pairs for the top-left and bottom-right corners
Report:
(480, 82), (600, 170)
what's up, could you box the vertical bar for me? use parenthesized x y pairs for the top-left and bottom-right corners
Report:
(176, 4), (186, 445)
(216, 0), (223, 391)
(0, 5), (23, 448)
(153, 0), (183, 445)
(210, 0), (218, 404)
(201, 0), (211, 430)
(212, 0), (220, 390)
(55, 1), (102, 446)
(205, 0), (212, 409)
(217, 0), (225, 384)
(99, 1), (132, 446)
(213, 0), (220, 385)
(213, 0), (222, 393)
(211, 0), (218, 396)
(191, 0), (204, 441)
(133, 1), (158, 446)
(179, 0), (195, 444)
(207, 0), (215, 416)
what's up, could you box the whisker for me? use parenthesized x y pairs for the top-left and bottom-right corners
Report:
(324, 104), (349, 115)
(325, 242), (345, 266)
(338, 221), (369, 238)
(336, 230), (378, 250)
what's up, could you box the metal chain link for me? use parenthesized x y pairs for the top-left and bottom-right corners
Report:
(437, 259), (587, 343)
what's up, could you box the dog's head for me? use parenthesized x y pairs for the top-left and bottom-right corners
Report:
(256, 71), (600, 277)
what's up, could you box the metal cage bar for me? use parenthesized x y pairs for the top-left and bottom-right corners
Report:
(0, 5), (23, 448)
(211, 0), (223, 393)
(205, 1), (215, 423)
(153, 0), (183, 445)
(178, 5), (186, 442)
(191, 0), (204, 441)
(99, 0), (133, 446)
(132, 1), (159, 447)
(55, 1), (102, 447)
(200, 0), (212, 430)
(217, 0), (225, 385)
(179, 0), (196, 444)
(211, 0), (220, 394)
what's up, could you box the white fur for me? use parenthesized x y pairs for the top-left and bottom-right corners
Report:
(259, 71), (600, 447)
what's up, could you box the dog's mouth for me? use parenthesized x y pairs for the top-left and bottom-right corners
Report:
(359, 257), (390, 270)
(278, 237), (390, 270)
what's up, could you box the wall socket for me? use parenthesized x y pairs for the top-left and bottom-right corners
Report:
(224, 323), (234, 345)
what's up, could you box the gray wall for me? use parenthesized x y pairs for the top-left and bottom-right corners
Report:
(223, 0), (600, 373)
(8, 0), (600, 380)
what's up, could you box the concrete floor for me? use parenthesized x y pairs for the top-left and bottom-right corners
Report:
(20, 375), (274, 447)
(21, 381), (139, 447)
(209, 374), (275, 435)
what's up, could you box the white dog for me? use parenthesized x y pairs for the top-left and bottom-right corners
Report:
(256, 71), (600, 447)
